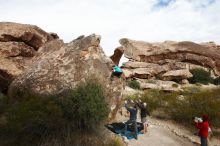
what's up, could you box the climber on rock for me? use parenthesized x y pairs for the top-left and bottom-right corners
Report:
(111, 65), (123, 80)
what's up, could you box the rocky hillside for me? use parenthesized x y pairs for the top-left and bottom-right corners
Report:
(112, 38), (220, 90)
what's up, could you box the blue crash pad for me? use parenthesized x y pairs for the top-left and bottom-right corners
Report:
(105, 122), (143, 140)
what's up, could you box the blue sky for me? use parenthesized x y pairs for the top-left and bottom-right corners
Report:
(0, 0), (220, 57)
(154, 0), (176, 8)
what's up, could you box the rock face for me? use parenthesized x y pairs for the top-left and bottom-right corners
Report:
(161, 69), (193, 81)
(9, 34), (124, 121)
(0, 22), (60, 93)
(0, 22), (57, 50)
(138, 79), (182, 92)
(120, 38), (220, 83)
(110, 46), (124, 65)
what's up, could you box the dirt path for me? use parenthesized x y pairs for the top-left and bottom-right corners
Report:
(115, 109), (220, 146)
(128, 124), (195, 146)
(126, 117), (220, 146)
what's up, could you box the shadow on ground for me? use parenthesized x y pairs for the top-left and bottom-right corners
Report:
(105, 122), (143, 140)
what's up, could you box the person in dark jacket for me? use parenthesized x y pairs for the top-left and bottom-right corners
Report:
(194, 115), (209, 146)
(136, 99), (150, 133)
(123, 100), (138, 139)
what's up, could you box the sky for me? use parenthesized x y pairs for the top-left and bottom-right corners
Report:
(0, 0), (220, 57)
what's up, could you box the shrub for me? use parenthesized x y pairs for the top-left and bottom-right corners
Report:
(124, 94), (138, 101)
(133, 87), (220, 128)
(167, 88), (220, 127)
(0, 95), (64, 146)
(189, 68), (213, 84)
(0, 80), (109, 146)
(172, 84), (178, 88)
(0, 93), (7, 114)
(140, 90), (162, 112)
(213, 77), (220, 85)
(65, 80), (109, 131)
(126, 90), (175, 113)
(127, 80), (140, 89)
(106, 136), (125, 146)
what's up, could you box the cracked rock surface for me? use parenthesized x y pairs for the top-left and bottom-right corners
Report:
(0, 22), (59, 93)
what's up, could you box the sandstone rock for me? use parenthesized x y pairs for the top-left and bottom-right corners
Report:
(138, 79), (182, 91)
(37, 39), (64, 54)
(122, 61), (187, 79)
(129, 68), (152, 79)
(161, 69), (193, 81)
(0, 22), (57, 50)
(122, 69), (134, 78)
(0, 22), (60, 93)
(110, 46), (124, 65)
(0, 42), (35, 93)
(200, 41), (219, 49)
(181, 79), (189, 84)
(9, 34), (125, 121)
(122, 61), (159, 69)
(120, 39), (220, 76)
(122, 67), (163, 79)
(0, 42), (35, 58)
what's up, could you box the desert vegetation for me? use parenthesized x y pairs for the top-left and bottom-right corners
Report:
(127, 79), (140, 89)
(0, 80), (111, 146)
(189, 68), (213, 84)
(125, 87), (220, 136)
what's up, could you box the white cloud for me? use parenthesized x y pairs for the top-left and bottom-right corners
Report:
(0, 0), (219, 57)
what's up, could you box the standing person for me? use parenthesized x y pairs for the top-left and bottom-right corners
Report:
(136, 99), (150, 133)
(123, 100), (138, 140)
(194, 115), (209, 146)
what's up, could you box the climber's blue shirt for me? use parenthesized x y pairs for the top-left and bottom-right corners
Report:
(113, 66), (123, 73)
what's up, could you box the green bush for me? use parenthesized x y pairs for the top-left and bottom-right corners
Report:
(65, 80), (109, 131)
(172, 84), (178, 88)
(213, 77), (220, 85)
(0, 95), (64, 146)
(127, 80), (140, 89)
(125, 89), (177, 113)
(167, 88), (220, 127)
(140, 90), (162, 112)
(132, 87), (220, 128)
(189, 68), (213, 84)
(0, 93), (7, 114)
(0, 80), (109, 146)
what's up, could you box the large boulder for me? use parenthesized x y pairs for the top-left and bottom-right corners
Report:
(161, 69), (193, 81)
(9, 34), (125, 121)
(0, 22), (57, 50)
(122, 68), (152, 79)
(0, 22), (60, 93)
(120, 39), (220, 76)
(122, 61), (188, 80)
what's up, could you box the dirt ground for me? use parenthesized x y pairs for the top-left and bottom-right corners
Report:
(128, 124), (195, 146)
(126, 117), (220, 146)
